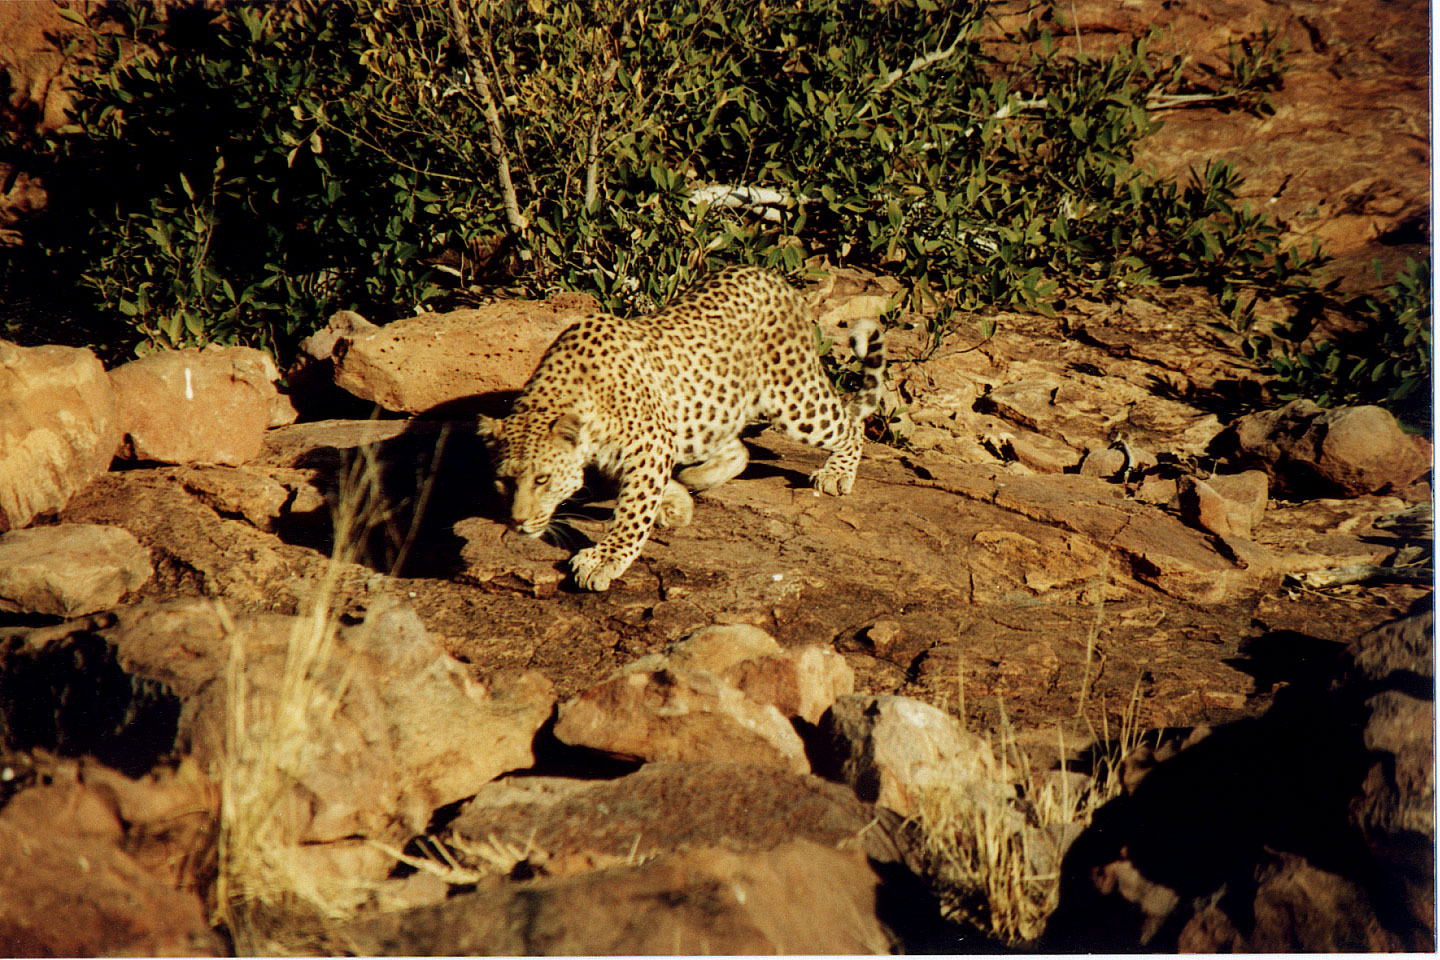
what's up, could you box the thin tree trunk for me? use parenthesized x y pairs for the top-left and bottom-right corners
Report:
(446, 0), (528, 259)
(584, 59), (620, 212)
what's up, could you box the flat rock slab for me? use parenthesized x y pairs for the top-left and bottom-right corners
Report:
(0, 522), (151, 616)
(59, 418), (1425, 742)
(449, 761), (893, 876)
(454, 434), (1267, 606)
(336, 839), (895, 956)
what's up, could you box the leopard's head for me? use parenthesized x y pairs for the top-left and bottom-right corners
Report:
(477, 411), (590, 536)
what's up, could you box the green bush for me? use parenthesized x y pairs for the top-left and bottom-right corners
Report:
(15, 3), (448, 356)
(1260, 258), (1432, 428)
(3, 0), (1426, 425)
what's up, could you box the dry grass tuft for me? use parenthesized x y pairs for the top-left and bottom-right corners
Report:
(909, 680), (1149, 946)
(211, 443), (395, 954)
(371, 829), (541, 886)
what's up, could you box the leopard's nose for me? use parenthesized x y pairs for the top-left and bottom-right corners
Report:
(515, 518), (547, 536)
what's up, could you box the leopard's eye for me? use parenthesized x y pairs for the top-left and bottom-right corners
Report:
(533, 473), (551, 487)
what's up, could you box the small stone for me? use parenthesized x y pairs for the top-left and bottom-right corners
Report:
(1200, 690), (1247, 710)
(299, 309), (380, 362)
(864, 619), (904, 653)
(1178, 477), (1234, 538)
(1205, 470), (1270, 538)
(1080, 446), (1130, 480)
(1134, 475), (1180, 505)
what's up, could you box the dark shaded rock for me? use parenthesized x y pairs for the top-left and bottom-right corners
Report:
(450, 761), (892, 875)
(0, 764), (222, 958)
(1042, 604), (1435, 952)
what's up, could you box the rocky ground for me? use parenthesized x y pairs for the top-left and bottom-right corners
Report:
(0, 0), (1434, 955)
(1, 270), (1432, 953)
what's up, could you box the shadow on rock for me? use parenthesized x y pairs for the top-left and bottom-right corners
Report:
(1042, 601), (1435, 952)
(0, 618), (181, 777)
(264, 417), (501, 579)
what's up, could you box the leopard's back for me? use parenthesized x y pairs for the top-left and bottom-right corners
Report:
(628, 266), (825, 462)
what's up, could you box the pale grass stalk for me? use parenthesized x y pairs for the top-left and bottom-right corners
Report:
(909, 675), (1148, 945)
(1074, 558), (1110, 718)
(213, 444), (394, 954)
(368, 826), (551, 890)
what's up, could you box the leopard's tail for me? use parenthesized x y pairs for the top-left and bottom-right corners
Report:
(847, 317), (886, 420)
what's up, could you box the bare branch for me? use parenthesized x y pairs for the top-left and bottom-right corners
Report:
(446, 0), (528, 258)
(584, 58), (621, 212)
(872, 38), (961, 97)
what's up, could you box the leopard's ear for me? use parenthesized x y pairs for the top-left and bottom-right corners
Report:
(550, 412), (586, 446)
(477, 414), (503, 441)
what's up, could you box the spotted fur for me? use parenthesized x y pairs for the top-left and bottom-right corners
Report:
(477, 265), (886, 591)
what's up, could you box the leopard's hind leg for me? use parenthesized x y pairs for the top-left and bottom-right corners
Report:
(676, 436), (749, 492)
(657, 479), (694, 528)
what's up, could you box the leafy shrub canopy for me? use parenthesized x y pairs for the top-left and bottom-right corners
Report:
(5, 0), (1429, 424)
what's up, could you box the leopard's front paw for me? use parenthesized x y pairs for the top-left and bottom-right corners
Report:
(571, 546), (626, 591)
(810, 463), (855, 496)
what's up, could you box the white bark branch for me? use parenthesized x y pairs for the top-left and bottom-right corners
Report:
(446, 0), (528, 256)
(584, 58), (621, 212)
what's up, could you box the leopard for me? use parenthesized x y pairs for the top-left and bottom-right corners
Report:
(477, 265), (886, 591)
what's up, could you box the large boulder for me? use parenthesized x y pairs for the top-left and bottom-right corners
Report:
(1346, 607), (1435, 939)
(0, 754), (221, 955)
(816, 694), (1013, 818)
(553, 625), (852, 773)
(663, 624), (855, 724)
(554, 661), (810, 773)
(0, 815), (221, 957)
(1224, 400), (1431, 498)
(0, 340), (120, 531)
(0, 523), (151, 616)
(328, 294), (600, 414)
(109, 345), (298, 466)
(5, 597), (554, 854)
